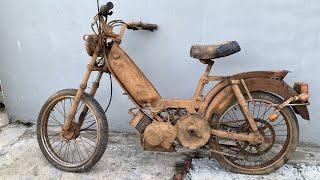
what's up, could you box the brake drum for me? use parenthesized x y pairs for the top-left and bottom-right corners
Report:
(176, 114), (211, 149)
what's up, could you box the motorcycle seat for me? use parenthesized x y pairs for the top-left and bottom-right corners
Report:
(190, 41), (241, 62)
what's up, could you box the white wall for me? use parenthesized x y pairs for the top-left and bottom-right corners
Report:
(0, 0), (319, 143)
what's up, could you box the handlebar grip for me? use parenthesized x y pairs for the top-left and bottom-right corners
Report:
(139, 22), (158, 31)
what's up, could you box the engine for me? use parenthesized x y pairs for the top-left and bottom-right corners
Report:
(143, 121), (177, 150)
(129, 109), (211, 151)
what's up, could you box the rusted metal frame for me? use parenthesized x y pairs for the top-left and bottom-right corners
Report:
(198, 71), (286, 114)
(193, 61), (214, 101)
(100, 17), (122, 42)
(230, 79), (259, 133)
(105, 43), (160, 121)
(171, 71), (289, 115)
(277, 93), (308, 109)
(230, 70), (289, 80)
(118, 23), (127, 40)
(240, 78), (254, 102)
(284, 103), (310, 106)
(158, 99), (203, 114)
(75, 72), (104, 132)
(268, 101), (309, 108)
(63, 45), (101, 131)
(203, 77), (309, 121)
(205, 76), (230, 81)
(99, 16), (108, 35)
(268, 93), (309, 121)
(104, 43), (148, 119)
(211, 129), (262, 143)
(151, 62), (217, 115)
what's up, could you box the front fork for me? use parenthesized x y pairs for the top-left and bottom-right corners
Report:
(62, 46), (102, 134)
(230, 79), (264, 142)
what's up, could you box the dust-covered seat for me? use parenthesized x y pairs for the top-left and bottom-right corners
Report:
(190, 41), (241, 61)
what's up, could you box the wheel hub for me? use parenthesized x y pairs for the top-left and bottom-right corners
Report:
(237, 119), (275, 156)
(176, 114), (211, 149)
(61, 121), (80, 140)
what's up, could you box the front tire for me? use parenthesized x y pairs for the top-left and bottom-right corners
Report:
(37, 89), (108, 172)
(209, 91), (299, 174)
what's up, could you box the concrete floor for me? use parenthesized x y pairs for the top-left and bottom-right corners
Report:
(0, 124), (319, 180)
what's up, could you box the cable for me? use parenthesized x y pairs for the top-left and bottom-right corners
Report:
(104, 73), (113, 113)
(80, 72), (113, 132)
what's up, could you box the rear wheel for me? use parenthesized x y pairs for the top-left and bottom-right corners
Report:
(37, 89), (108, 172)
(209, 91), (299, 174)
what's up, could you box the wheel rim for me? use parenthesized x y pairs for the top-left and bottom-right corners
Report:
(212, 99), (292, 170)
(40, 95), (100, 168)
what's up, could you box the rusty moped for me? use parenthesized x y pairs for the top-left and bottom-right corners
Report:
(37, 2), (310, 174)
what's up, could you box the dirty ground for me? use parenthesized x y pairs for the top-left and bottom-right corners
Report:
(0, 124), (319, 180)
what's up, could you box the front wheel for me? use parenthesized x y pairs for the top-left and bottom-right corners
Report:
(209, 91), (299, 174)
(37, 89), (108, 172)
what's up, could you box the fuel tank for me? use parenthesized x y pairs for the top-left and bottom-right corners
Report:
(107, 44), (161, 105)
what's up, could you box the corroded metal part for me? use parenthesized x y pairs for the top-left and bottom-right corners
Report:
(204, 77), (310, 120)
(107, 43), (161, 106)
(83, 34), (100, 57)
(141, 134), (175, 152)
(40, 2), (312, 174)
(293, 82), (308, 94)
(129, 110), (152, 133)
(63, 45), (101, 132)
(143, 121), (177, 149)
(211, 130), (263, 144)
(268, 92), (309, 122)
(230, 79), (258, 133)
(176, 114), (211, 149)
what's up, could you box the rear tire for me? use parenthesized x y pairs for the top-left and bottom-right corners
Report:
(209, 91), (299, 174)
(37, 89), (108, 172)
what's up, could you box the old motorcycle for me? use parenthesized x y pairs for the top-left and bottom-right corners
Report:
(37, 2), (310, 174)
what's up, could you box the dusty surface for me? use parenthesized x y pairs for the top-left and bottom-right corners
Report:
(189, 158), (320, 180)
(0, 124), (319, 180)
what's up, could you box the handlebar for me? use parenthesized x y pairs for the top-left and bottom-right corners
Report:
(140, 22), (158, 31)
(127, 21), (158, 31)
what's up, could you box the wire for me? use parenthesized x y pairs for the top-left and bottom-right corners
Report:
(104, 73), (113, 113)
(80, 72), (113, 132)
(91, 24), (97, 35)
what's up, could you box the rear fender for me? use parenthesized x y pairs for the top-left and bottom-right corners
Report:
(204, 77), (309, 120)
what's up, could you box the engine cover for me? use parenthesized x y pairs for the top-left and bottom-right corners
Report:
(176, 114), (211, 149)
(143, 121), (177, 150)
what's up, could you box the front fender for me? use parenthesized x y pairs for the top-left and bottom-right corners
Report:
(204, 77), (309, 120)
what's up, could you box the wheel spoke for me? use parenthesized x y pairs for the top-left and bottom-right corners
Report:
(214, 97), (291, 169)
(40, 94), (101, 167)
